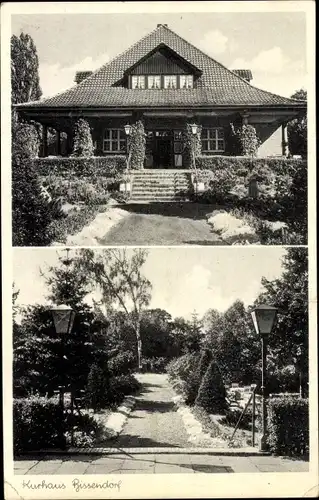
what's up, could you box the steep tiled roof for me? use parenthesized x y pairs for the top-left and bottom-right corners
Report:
(232, 69), (253, 82)
(17, 24), (306, 109)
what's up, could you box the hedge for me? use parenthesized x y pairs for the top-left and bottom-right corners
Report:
(34, 155), (126, 178)
(267, 397), (309, 457)
(13, 396), (99, 454)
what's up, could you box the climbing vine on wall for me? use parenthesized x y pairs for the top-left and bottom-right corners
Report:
(183, 123), (202, 169)
(129, 120), (146, 170)
(228, 123), (260, 156)
(71, 118), (94, 157)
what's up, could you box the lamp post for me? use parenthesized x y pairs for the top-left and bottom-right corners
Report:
(250, 304), (278, 451)
(50, 304), (75, 449)
(124, 124), (132, 171)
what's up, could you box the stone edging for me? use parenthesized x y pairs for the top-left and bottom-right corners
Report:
(20, 447), (270, 456)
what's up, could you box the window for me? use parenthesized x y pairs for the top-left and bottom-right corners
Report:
(180, 75), (193, 89)
(148, 75), (161, 89)
(132, 75), (145, 89)
(164, 75), (177, 89)
(202, 128), (225, 152)
(103, 129), (126, 153)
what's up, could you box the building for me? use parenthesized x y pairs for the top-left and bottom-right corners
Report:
(17, 23), (306, 168)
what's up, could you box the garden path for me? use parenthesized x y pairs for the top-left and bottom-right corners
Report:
(99, 202), (223, 245)
(104, 373), (191, 448)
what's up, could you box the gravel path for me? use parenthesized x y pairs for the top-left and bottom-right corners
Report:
(104, 374), (190, 448)
(99, 203), (222, 245)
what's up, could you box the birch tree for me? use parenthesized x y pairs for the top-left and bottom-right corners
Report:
(79, 249), (152, 369)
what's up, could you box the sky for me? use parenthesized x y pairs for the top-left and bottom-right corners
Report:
(11, 11), (307, 99)
(13, 247), (286, 320)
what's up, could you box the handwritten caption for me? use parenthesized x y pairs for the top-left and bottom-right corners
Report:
(22, 478), (122, 492)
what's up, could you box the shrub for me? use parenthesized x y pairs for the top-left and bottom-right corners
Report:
(141, 357), (167, 373)
(183, 123), (202, 169)
(13, 396), (99, 454)
(108, 374), (141, 405)
(220, 408), (252, 430)
(13, 396), (62, 454)
(84, 363), (110, 411)
(187, 349), (213, 406)
(108, 351), (135, 377)
(71, 119), (94, 157)
(287, 116), (307, 158)
(41, 176), (111, 205)
(34, 155), (126, 178)
(195, 361), (228, 414)
(166, 352), (201, 404)
(229, 124), (261, 156)
(267, 397), (309, 457)
(128, 120), (146, 170)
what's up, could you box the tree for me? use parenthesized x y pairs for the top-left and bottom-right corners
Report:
(195, 361), (228, 414)
(11, 32), (42, 104)
(71, 119), (94, 157)
(287, 89), (307, 157)
(79, 249), (152, 369)
(12, 120), (62, 246)
(254, 247), (308, 396)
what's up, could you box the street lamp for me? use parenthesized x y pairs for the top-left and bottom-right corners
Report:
(124, 124), (132, 171)
(190, 123), (198, 135)
(250, 304), (278, 451)
(50, 304), (75, 449)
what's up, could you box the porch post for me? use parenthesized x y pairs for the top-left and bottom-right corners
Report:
(281, 123), (288, 156)
(242, 112), (249, 125)
(56, 130), (61, 156)
(42, 124), (48, 157)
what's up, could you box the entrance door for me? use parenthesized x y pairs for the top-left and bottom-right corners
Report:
(155, 137), (171, 168)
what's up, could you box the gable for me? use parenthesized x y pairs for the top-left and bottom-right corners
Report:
(130, 48), (195, 75)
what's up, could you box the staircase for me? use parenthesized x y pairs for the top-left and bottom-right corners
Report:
(130, 170), (192, 202)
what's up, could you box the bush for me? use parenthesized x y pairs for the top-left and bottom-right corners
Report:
(13, 396), (99, 454)
(267, 397), (309, 457)
(220, 408), (252, 431)
(84, 363), (110, 411)
(229, 124), (261, 156)
(141, 357), (167, 373)
(287, 116), (307, 158)
(195, 361), (228, 414)
(71, 119), (94, 157)
(34, 155), (126, 178)
(41, 176), (111, 205)
(108, 374), (141, 405)
(13, 397), (61, 454)
(108, 351), (135, 377)
(128, 121), (146, 170)
(166, 352), (201, 404)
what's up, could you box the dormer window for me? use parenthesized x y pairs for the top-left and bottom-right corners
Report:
(148, 75), (161, 89)
(180, 75), (193, 89)
(132, 75), (145, 89)
(164, 75), (177, 89)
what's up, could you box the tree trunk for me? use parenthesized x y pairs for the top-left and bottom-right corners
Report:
(135, 322), (142, 371)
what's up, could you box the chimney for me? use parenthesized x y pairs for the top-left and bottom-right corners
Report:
(74, 71), (93, 84)
(233, 69), (253, 83)
(157, 23), (168, 28)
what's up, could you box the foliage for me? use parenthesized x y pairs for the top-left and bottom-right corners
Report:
(11, 32), (42, 104)
(13, 396), (99, 454)
(41, 176), (111, 205)
(166, 352), (201, 404)
(141, 357), (168, 373)
(35, 156), (126, 177)
(229, 124), (261, 156)
(78, 249), (152, 369)
(195, 361), (228, 414)
(183, 123), (202, 169)
(267, 397), (309, 456)
(107, 375), (141, 405)
(71, 119), (94, 157)
(186, 348), (213, 406)
(49, 205), (102, 244)
(220, 408), (252, 431)
(12, 121), (65, 246)
(85, 363), (110, 411)
(287, 89), (307, 158)
(128, 120), (146, 170)
(108, 351), (135, 377)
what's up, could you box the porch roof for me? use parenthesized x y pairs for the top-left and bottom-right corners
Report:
(16, 24), (306, 113)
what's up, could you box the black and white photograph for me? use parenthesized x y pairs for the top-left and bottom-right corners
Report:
(10, 8), (307, 247)
(1, 1), (317, 499)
